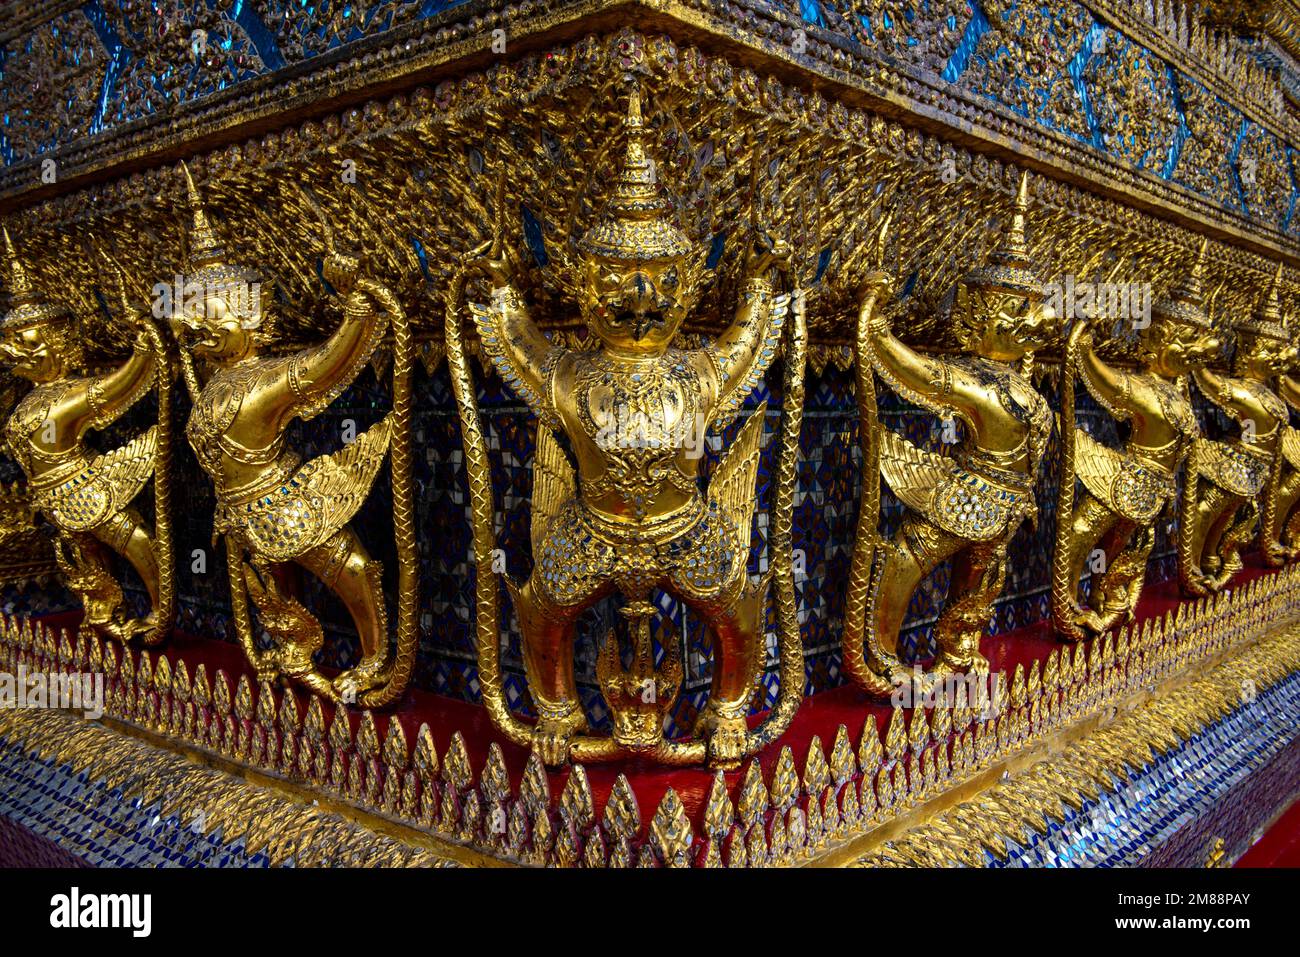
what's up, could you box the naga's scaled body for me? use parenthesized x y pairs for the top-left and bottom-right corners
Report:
(845, 174), (1058, 695)
(0, 230), (165, 643)
(468, 89), (792, 767)
(1181, 266), (1295, 594)
(1053, 248), (1219, 637)
(171, 167), (401, 701)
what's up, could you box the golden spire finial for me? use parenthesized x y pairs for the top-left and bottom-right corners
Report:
(577, 82), (690, 263)
(965, 169), (1039, 296)
(180, 162), (226, 268)
(3, 226), (35, 301)
(1259, 260), (1283, 321)
(1233, 257), (1288, 341)
(2, 227), (69, 330)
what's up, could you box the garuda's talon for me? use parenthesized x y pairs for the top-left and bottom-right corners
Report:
(334, 655), (392, 698)
(704, 715), (748, 770)
(530, 710), (587, 767)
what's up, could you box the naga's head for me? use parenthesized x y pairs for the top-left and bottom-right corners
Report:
(957, 172), (1058, 361)
(1142, 240), (1220, 376)
(167, 163), (270, 366)
(0, 228), (81, 383)
(576, 86), (701, 357)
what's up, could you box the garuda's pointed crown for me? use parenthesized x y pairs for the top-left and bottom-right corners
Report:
(1233, 261), (1289, 342)
(1151, 238), (1214, 331)
(577, 86), (691, 264)
(180, 163), (261, 293)
(1, 227), (70, 331)
(964, 171), (1042, 299)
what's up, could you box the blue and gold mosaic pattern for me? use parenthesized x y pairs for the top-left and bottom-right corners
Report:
(0, 738), (272, 867)
(2, 2), (1297, 233)
(992, 666), (1300, 867)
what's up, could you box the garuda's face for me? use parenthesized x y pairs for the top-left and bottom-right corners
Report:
(1241, 335), (1296, 377)
(0, 323), (68, 383)
(1141, 321), (1220, 376)
(581, 256), (692, 355)
(171, 291), (260, 364)
(966, 287), (1057, 360)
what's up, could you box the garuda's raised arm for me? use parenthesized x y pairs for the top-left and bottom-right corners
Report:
(1193, 366), (1262, 426)
(703, 240), (791, 424)
(84, 329), (156, 427)
(1279, 372), (1300, 411)
(44, 328), (156, 446)
(283, 253), (393, 422)
(467, 254), (561, 425)
(1071, 320), (1135, 420)
(858, 272), (973, 421)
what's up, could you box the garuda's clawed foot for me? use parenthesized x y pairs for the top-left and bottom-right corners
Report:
(103, 611), (157, 644)
(1264, 543), (1290, 568)
(530, 708), (588, 767)
(931, 641), (989, 682)
(697, 700), (749, 770)
(1183, 572), (1211, 597)
(1074, 607), (1120, 636)
(332, 654), (392, 701)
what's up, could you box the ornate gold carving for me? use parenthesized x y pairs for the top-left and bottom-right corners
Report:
(446, 84), (806, 768)
(0, 229), (173, 644)
(170, 166), (417, 705)
(844, 173), (1057, 693)
(1053, 242), (1221, 638)
(1182, 263), (1296, 593)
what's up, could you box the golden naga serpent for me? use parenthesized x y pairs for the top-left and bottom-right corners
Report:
(104, 256), (176, 647)
(357, 279), (418, 708)
(840, 273), (894, 697)
(1051, 319), (1082, 640)
(444, 265), (808, 765)
(140, 314), (176, 647)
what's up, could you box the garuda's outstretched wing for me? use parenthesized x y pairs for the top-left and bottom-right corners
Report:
(1282, 427), (1300, 472)
(879, 429), (1021, 542)
(467, 297), (560, 429)
(707, 401), (768, 556)
(531, 424), (577, 560)
(47, 427), (157, 533)
(710, 296), (790, 429)
(241, 416), (392, 561)
(1074, 431), (1171, 523)
(1194, 437), (1267, 498)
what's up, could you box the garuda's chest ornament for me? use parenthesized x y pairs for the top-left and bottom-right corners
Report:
(171, 166), (416, 707)
(448, 86), (805, 769)
(1052, 245), (1217, 638)
(843, 173), (1059, 696)
(1181, 265), (1294, 595)
(0, 230), (173, 645)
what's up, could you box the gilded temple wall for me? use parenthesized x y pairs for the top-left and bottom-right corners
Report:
(3, 1), (1300, 735)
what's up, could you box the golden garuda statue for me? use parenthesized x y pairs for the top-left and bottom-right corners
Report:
(843, 173), (1058, 695)
(170, 166), (417, 706)
(1181, 262), (1296, 594)
(446, 85), (807, 769)
(0, 229), (174, 644)
(1256, 265), (1300, 566)
(1051, 244), (1221, 638)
